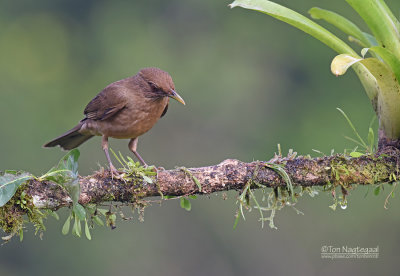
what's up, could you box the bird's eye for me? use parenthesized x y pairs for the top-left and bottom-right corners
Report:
(148, 81), (159, 90)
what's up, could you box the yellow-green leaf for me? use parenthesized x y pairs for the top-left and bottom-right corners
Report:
(331, 54), (362, 76)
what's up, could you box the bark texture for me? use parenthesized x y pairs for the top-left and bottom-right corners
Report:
(378, 128), (400, 150)
(26, 149), (400, 210)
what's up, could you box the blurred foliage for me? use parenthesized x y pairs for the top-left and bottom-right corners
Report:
(1, 0), (400, 275)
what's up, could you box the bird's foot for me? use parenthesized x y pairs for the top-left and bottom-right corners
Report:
(146, 165), (164, 174)
(109, 165), (122, 180)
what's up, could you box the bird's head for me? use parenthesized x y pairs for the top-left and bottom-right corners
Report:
(139, 67), (185, 105)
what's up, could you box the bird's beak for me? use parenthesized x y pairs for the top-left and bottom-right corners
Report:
(169, 90), (186, 105)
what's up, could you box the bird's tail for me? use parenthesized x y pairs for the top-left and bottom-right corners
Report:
(43, 123), (93, 150)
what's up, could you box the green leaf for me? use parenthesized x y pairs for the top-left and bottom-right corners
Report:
(180, 197), (191, 211)
(40, 149), (81, 205)
(349, 151), (364, 157)
(105, 212), (116, 229)
(374, 186), (381, 195)
(142, 175), (153, 184)
(93, 216), (104, 226)
(73, 203), (86, 221)
(368, 127), (375, 152)
(97, 208), (108, 216)
(375, 0), (400, 32)
(41, 149), (80, 183)
(359, 58), (400, 139)
(163, 195), (176, 199)
(233, 213), (240, 229)
(62, 215), (71, 235)
(308, 7), (372, 47)
(229, 0), (357, 55)
(362, 32), (379, 47)
(331, 54), (362, 76)
(0, 172), (33, 207)
(49, 210), (59, 220)
(346, 0), (400, 61)
(230, 0), (400, 140)
(193, 177), (202, 192)
(19, 228), (23, 242)
(362, 46), (400, 84)
(72, 215), (81, 237)
(84, 219), (91, 240)
(85, 204), (96, 215)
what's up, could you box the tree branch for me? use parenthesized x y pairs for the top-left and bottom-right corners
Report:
(28, 149), (399, 210)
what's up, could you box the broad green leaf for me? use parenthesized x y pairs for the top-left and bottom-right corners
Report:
(180, 197), (191, 211)
(362, 46), (400, 84)
(62, 215), (71, 235)
(0, 172), (33, 207)
(308, 7), (371, 47)
(374, 186), (381, 195)
(331, 54), (362, 76)
(230, 0), (357, 55)
(346, 0), (400, 60)
(349, 152), (364, 157)
(73, 203), (86, 221)
(84, 219), (91, 240)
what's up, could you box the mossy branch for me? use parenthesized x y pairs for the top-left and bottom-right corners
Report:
(1, 146), (399, 240)
(25, 148), (399, 210)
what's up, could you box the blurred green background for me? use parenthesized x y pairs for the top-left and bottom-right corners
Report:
(1, 0), (400, 275)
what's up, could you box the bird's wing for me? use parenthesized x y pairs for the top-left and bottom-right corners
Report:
(160, 103), (168, 118)
(84, 84), (128, 121)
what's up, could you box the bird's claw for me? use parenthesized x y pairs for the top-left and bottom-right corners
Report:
(148, 166), (164, 174)
(109, 165), (122, 180)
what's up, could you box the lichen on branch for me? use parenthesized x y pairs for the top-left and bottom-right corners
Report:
(26, 148), (399, 207)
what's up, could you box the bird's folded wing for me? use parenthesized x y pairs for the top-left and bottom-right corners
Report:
(84, 85), (128, 121)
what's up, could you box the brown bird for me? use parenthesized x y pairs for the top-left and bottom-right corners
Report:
(44, 67), (185, 176)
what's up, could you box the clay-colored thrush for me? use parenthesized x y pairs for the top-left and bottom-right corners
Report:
(44, 67), (185, 175)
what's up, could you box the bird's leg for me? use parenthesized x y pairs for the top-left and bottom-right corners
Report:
(128, 137), (148, 167)
(102, 135), (119, 178)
